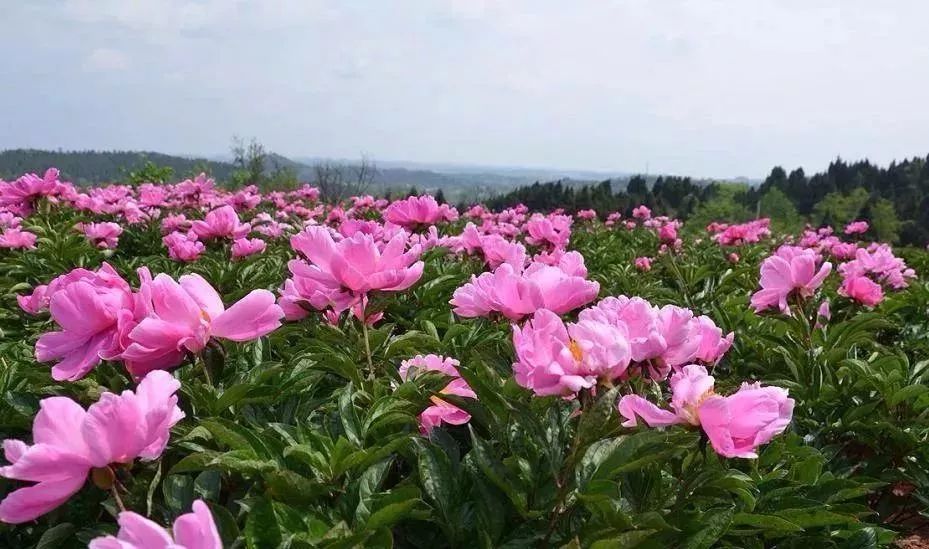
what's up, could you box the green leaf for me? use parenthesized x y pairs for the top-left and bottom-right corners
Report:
(773, 508), (858, 528)
(578, 387), (620, 444)
(887, 384), (929, 407)
(681, 507), (734, 549)
(36, 523), (76, 549)
(731, 513), (803, 533)
(245, 497), (282, 549)
(162, 474), (194, 515)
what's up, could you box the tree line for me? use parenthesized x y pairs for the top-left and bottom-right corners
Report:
(484, 156), (929, 245)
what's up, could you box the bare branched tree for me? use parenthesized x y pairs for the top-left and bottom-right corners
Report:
(313, 155), (378, 202)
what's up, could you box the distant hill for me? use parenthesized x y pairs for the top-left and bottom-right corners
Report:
(3, 148), (731, 204)
(0, 149), (236, 184)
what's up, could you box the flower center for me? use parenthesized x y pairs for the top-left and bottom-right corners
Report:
(568, 339), (584, 362)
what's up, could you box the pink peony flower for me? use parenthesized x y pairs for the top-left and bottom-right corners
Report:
(288, 225), (424, 308)
(579, 297), (701, 377)
(750, 246), (832, 313)
(0, 227), (37, 249)
(693, 316), (734, 365)
(384, 195), (458, 228)
(843, 220), (869, 235)
(231, 237), (266, 259)
(79, 222), (124, 249)
(618, 364), (793, 458)
(635, 257), (652, 272)
(88, 499), (221, 549)
(17, 284), (50, 315)
(632, 205), (651, 220)
(525, 213), (572, 250)
(0, 168), (61, 211)
(838, 275), (884, 307)
(163, 231), (205, 262)
(399, 355), (476, 435)
(0, 371), (183, 523)
(450, 259), (599, 321)
(35, 264), (135, 381)
(512, 309), (630, 397)
(120, 272), (283, 377)
(191, 205), (251, 241)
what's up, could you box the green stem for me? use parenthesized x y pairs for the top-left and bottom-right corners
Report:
(361, 318), (374, 380)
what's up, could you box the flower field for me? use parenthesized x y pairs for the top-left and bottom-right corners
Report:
(1, 168), (928, 548)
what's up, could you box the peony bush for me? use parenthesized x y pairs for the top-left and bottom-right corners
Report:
(0, 169), (927, 547)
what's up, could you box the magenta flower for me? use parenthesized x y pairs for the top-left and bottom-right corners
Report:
(79, 222), (124, 249)
(191, 205), (250, 241)
(88, 500), (221, 549)
(838, 275), (884, 307)
(512, 309), (630, 397)
(231, 237), (266, 259)
(750, 246), (832, 313)
(399, 355), (476, 435)
(618, 364), (793, 458)
(121, 272), (283, 377)
(0, 227), (38, 249)
(35, 264), (135, 381)
(0, 371), (183, 523)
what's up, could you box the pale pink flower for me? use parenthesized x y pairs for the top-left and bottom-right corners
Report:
(843, 220), (869, 235)
(231, 237), (266, 259)
(121, 272), (283, 377)
(0, 227), (37, 249)
(618, 364), (793, 458)
(399, 355), (476, 435)
(632, 205), (651, 220)
(35, 264), (135, 381)
(579, 297), (700, 376)
(288, 225), (424, 306)
(79, 222), (123, 249)
(635, 257), (651, 272)
(191, 205), (250, 240)
(0, 371), (183, 523)
(163, 231), (205, 262)
(693, 316), (734, 365)
(89, 500), (221, 549)
(512, 309), (630, 397)
(750, 246), (832, 313)
(384, 195), (458, 228)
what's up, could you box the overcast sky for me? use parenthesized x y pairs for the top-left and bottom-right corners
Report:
(3, 1), (928, 178)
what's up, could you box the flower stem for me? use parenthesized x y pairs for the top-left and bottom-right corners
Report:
(361, 317), (374, 380)
(111, 484), (126, 512)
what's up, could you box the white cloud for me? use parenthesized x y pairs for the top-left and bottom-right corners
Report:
(82, 48), (130, 72)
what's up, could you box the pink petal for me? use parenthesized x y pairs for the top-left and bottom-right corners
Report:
(211, 290), (283, 341)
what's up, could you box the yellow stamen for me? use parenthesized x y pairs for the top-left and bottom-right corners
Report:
(568, 339), (584, 362)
